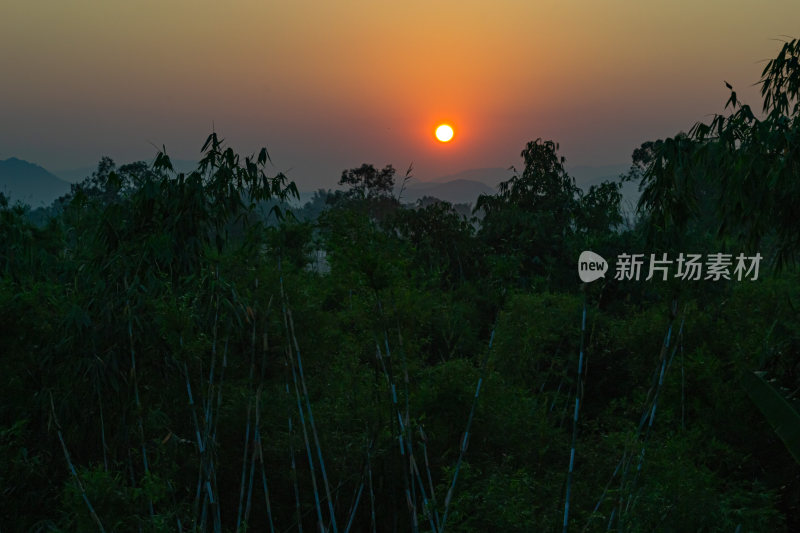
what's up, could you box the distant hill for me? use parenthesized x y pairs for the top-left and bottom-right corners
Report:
(424, 164), (632, 189)
(397, 163), (640, 216)
(401, 164), (634, 206)
(7, 156), (639, 216)
(401, 178), (495, 205)
(566, 164), (629, 186)
(425, 167), (511, 187)
(0, 158), (72, 207)
(397, 167), (508, 206)
(55, 159), (200, 183)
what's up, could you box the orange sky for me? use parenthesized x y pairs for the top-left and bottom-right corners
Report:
(1, 1), (799, 187)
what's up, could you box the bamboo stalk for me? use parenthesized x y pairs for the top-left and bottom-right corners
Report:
(372, 341), (399, 528)
(440, 323), (496, 533)
(582, 455), (623, 533)
(286, 373), (304, 533)
(376, 333), (418, 533)
(244, 424), (258, 530)
(623, 319), (684, 522)
(199, 494), (208, 532)
(209, 337), (228, 532)
(343, 480), (365, 533)
(97, 387), (109, 473)
(563, 299), (587, 533)
(559, 387), (572, 429)
(183, 356), (205, 525)
(236, 303), (257, 532)
(606, 507), (616, 531)
(242, 291), (265, 530)
(611, 311), (682, 529)
(550, 379), (564, 412)
(681, 324), (685, 430)
(126, 295), (154, 518)
(377, 336), (439, 531)
(50, 393), (107, 533)
(211, 337), (228, 445)
(419, 427), (441, 530)
(279, 259), (337, 532)
(410, 453), (439, 532)
(391, 313), (416, 519)
(256, 413), (277, 532)
(286, 344), (325, 531)
(254, 319), (276, 533)
(287, 306), (338, 532)
(367, 441), (376, 533)
(207, 296), (222, 530)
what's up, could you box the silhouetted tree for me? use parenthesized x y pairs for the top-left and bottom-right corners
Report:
(339, 163), (396, 199)
(476, 139), (581, 287)
(639, 38), (800, 264)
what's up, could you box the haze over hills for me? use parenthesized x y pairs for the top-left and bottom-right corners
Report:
(418, 164), (630, 188)
(404, 164), (637, 207)
(0, 158), (201, 208)
(567, 164), (630, 184)
(423, 167), (512, 187)
(568, 164), (641, 216)
(400, 178), (495, 205)
(0, 158), (72, 207)
(402, 164), (636, 206)
(54, 159), (200, 184)
(1, 155), (637, 211)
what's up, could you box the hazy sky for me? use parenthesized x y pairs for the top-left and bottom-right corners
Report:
(2, 1), (799, 188)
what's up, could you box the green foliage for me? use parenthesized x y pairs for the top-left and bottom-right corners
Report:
(638, 38), (800, 265)
(296, 188), (334, 221)
(476, 139), (581, 286)
(477, 138), (626, 290)
(392, 199), (484, 287)
(4, 39), (800, 531)
(742, 371), (800, 464)
(339, 163), (397, 200)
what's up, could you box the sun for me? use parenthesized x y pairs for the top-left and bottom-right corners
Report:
(435, 124), (454, 143)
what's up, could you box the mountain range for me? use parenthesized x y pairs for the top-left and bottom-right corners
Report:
(0, 158), (638, 211)
(0, 158), (72, 207)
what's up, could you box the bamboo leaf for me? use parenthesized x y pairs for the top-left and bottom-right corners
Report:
(742, 371), (800, 464)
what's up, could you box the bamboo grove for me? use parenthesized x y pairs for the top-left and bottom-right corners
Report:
(2, 39), (800, 532)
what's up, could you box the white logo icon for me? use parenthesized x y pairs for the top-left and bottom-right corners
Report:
(578, 251), (608, 283)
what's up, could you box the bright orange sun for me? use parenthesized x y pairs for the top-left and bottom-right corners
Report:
(435, 124), (454, 143)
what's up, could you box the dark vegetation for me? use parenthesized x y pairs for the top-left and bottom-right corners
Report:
(2, 40), (800, 532)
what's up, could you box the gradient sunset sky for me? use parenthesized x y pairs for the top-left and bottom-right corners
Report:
(2, 1), (799, 188)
